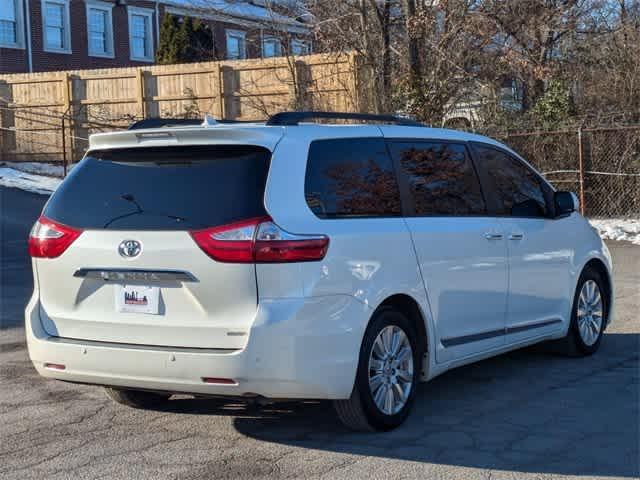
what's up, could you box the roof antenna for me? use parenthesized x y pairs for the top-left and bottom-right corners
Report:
(202, 114), (218, 127)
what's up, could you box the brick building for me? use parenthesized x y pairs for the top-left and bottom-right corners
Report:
(0, 0), (310, 74)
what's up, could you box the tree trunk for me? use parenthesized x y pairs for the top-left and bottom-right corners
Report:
(381, 0), (392, 112)
(402, 0), (422, 84)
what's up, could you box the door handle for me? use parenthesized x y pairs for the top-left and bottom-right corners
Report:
(509, 233), (524, 240)
(485, 233), (503, 240)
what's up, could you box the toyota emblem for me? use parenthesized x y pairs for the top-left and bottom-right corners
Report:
(118, 240), (142, 259)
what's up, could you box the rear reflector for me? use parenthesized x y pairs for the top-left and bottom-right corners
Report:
(28, 216), (82, 258)
(44, 363), (66, 371)
(190, 216), (329, 264)
(202, 377), (237, 385)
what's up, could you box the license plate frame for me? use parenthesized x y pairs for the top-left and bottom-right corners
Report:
(115, 284), (160, 315)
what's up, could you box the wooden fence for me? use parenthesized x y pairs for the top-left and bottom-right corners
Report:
(0, 53), (360, 163)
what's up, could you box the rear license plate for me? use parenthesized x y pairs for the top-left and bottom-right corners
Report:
(115, 285), (160, 315)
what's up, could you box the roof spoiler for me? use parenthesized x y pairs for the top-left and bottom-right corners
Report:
(128, 117), (261, 130)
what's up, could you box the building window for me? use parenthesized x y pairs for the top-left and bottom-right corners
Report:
(226, 30), (246, 60)
(0, 0), (24, 48)
(128, 7), (153, 61)
(86, 0), (114, 57)
(42, 0), (71, 53)
(291, 39), (310, 56)
(262, 36), (281, 58)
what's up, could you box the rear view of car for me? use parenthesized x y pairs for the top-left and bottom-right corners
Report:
(31, 143), (275, 351)
(25, 123), (341, 401)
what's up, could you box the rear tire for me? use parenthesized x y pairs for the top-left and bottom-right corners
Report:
(104, 388), (171, 409)
(333, 307), (421, 431)
(556, 267), (608, 356)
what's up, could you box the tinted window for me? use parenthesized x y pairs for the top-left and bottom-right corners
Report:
(473, 145), (547, 217)
(305, 138), (401, 218)
(44, 145), (270, 230)
(390, 142), (486, 216)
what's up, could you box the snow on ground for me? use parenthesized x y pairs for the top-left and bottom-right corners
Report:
(589, 218), (640, 245)
(0, 161), (69, 178)
(0, 167), (62, 194)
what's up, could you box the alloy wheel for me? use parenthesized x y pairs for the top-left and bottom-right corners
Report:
(577, 279), (604, 346)
(368, 325), (414, 415)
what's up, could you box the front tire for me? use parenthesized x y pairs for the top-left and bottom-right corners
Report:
(104, 388), (171, 409)
(333, 307), (421, 431)
(558, 267), (608, 356)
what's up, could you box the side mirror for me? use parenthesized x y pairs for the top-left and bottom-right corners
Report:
(554, 191), (579, 217)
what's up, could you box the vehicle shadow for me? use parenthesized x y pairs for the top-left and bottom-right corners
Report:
(163, 332), (639, 478)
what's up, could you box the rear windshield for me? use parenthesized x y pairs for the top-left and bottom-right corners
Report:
(44, 145), (271, 230)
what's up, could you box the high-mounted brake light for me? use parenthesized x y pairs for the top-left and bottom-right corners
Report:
(190, 217), (329, 264)
(28, 216), (82, 258)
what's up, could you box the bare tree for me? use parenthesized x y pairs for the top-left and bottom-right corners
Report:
(570, 0), (640, 123)
(475, 0), (604, 110)
(174, 0), (639, 127)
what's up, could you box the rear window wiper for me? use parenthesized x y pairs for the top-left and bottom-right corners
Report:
(101, 194), (192, 229)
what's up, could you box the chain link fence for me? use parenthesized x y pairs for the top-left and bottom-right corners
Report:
(501, 126), (640, 218)
(0, 102), (135, 175)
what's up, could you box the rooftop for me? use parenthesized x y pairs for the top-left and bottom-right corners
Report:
(162, 0), (309, 32)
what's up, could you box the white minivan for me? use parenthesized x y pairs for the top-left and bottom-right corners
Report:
(26, 112), (613, 431)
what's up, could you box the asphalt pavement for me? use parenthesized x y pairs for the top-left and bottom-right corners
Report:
(0, 185), (638, 480)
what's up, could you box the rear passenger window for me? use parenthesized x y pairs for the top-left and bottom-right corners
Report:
(305, 138), (401, 218)
(472, 145), (548, 217)
(390, 142), (486, 216)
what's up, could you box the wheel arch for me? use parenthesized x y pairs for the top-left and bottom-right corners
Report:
(581, 257), (613, 325)
(373, 293), (431, 377)
(376, 294), (428, 350)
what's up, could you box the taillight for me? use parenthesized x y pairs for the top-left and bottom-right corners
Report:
(28, 216), (82, 258)
(253, 221), (330, 262)
(190, 216), (329, 263)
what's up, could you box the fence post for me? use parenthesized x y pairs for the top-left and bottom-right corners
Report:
(0, 80), (7, 161)
(213, 63), (224, 120)
(577, 127), (586, 215)
(292, 59), (310, 110)
(348, 52), (360, 112)
(136, 69), (146, 119)
(60, 73), (71, 177)
(220, 65), (232, 119)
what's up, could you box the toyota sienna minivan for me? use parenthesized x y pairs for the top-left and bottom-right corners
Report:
(26, 112), (613, 431)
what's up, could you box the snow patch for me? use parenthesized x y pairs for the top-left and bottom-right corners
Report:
(164, 0), (307, 27)
(0, 168), (62, 194)
(0, 161), (69, 178)
(589, 218), (640, 245)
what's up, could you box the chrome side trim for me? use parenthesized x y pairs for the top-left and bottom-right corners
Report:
(506, 318), (562, 335)
(441, 318), (562, 348)
(46, 336), (239, 354)
(73, 268), (197, 282)
(441, 328), (504, 348)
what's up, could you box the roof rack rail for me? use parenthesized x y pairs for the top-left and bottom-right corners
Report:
(265, 111), (424, 127)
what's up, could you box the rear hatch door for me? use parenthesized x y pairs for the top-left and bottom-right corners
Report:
(36, 141), (273, 349)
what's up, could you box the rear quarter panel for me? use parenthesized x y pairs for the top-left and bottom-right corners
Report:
(260, 126), (434, 370)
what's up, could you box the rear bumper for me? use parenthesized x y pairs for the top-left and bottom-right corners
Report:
(26, 291), (370, 400)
